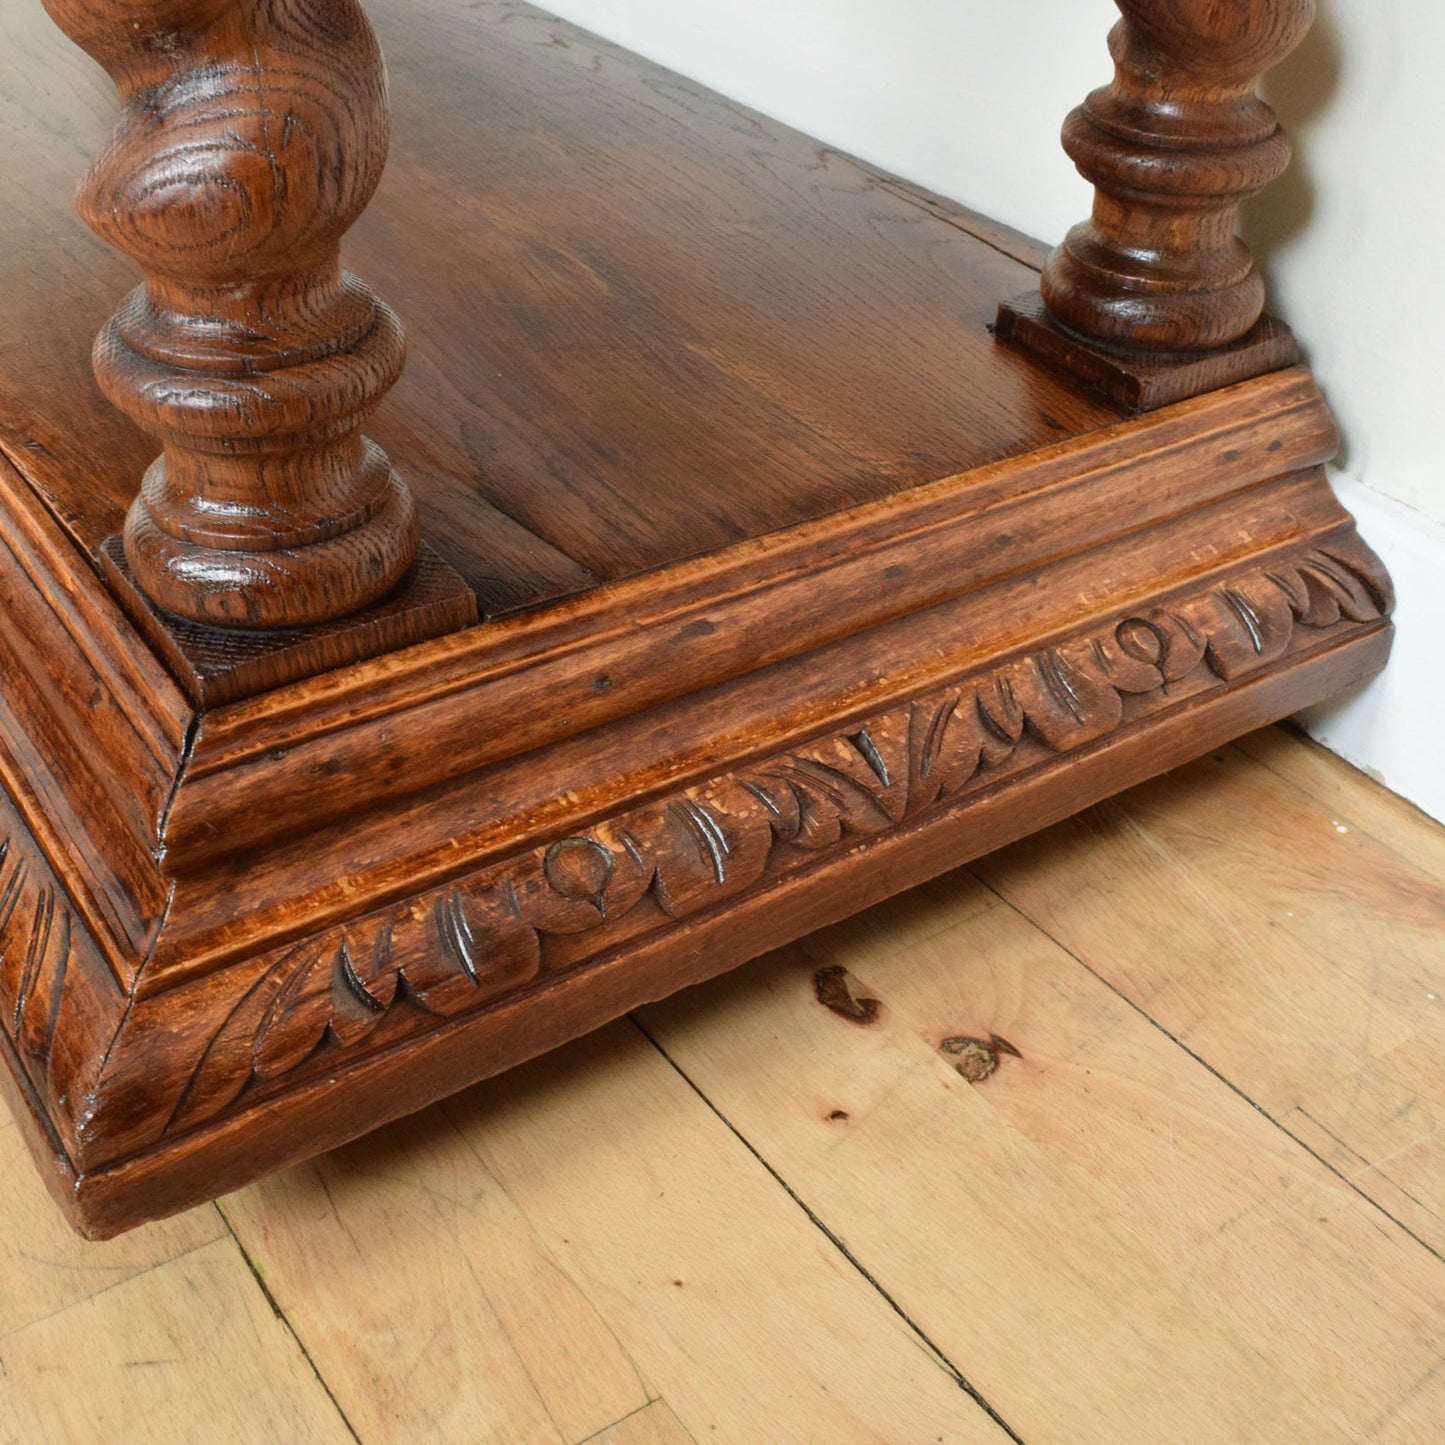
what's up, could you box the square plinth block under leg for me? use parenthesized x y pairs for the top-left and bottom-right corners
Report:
(995, 292), (1305, 412)
(0, 0), (1394, 1235)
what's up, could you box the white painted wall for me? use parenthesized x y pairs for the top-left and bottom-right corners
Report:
(542, 0), (1445, 820)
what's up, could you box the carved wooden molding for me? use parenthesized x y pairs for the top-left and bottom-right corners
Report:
(0, 791), (128, 1172)
(0, 501), (1395, 1233)
(42, 0), (421, 627)
(0, 835), (75, 1099)
(0, 0), (1400, 1245)
(158, 534), (1390, 1135)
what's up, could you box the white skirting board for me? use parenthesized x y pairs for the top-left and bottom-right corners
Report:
(1300, 474), (1445, 824)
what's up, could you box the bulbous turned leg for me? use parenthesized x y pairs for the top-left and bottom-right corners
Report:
(42, 0), (469, 639)
(998, 0), (1315, 410)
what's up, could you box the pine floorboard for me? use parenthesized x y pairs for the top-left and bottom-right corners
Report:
(2, 724), (1442, 1443)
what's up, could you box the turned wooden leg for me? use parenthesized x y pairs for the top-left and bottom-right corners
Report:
(998, 0), (1315, 409)
(41, 0), (447, 631)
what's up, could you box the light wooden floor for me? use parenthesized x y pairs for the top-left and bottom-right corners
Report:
(2, 726), (1442, 1445)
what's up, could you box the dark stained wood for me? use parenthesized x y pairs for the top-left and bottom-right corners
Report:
(146, 463), (1378, 990)
(1001, 0), (1316, 406)
(0, 0), (1396, 1235)
(363, 0), (1131, 579)
(1, 0), (1124, 607)
(859, 169), (1052, 271)
(1, 611), (1393, 1238)
(40, 0), (443, 632)
(0, 451), (184, 968)
(163, 368), (1343, 876)
(0, 1), (593, 622)
(100, 540), (478, 708)
(0, 381), (1396, 1235)
(996, 295), (1301, 412)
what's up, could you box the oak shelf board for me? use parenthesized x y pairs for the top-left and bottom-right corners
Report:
(0, 0), (1125, 623)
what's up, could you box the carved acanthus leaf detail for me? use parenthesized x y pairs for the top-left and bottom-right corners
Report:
(168, 537), (1391, 1132)
(0, 835), (74, 1093)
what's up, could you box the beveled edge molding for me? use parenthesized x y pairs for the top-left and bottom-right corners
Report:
(0, 370), (1336, 877)
(161, 535), (1399, 1127)
(165, 538), (1390, 1134)
(145, 462), (1353, 990)
(0, 368), (1341, 990)
(194, 368), (1333, 751)
(22, 526), (1388, 1182)
(0, 449), (189, 854)
(168, 368), (1339, 863)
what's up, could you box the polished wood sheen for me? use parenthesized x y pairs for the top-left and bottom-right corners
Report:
(0, 0), (1122, 603)
(999, 0), (1315, 407)
(0, 0), (1395, 1235)
(41, 0), (432, 630)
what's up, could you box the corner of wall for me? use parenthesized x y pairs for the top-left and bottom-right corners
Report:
(1298, 474), (1445, 825)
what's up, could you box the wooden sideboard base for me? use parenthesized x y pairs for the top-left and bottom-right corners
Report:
(0, 607), (1394, 1237)
(996, 292), (1303, 411)
(0, 384), (1396, 1233)
(0, 0), (1395, 1235)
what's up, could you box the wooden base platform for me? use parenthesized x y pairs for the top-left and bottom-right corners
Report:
(0, 0), (1393, 1236)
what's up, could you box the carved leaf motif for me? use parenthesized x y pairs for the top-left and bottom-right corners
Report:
(250, 933), (395, 1083)
(169, 950), (330, 1132)
(1292, 551), (1389, 626)
(528, 831), (652, 934)
(1190, 537), (1391, 681)
(647, 792), (771, 916)
(974, 673), (1027, 766)
(1010, 647), (1128, 751)
(909, 687), (999, 810)
(418, 884), (541, 1013)
(0, 835), (73, 1092)
(167, 539), (1391, 1132)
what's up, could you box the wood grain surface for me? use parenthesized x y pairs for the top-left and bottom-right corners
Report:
(1, 725), (1440, 1442)
(0, 499), (1391, 1234)
(41, 0), (433, 629)
(0, 0), (1397, 1239)
(0, 0), (1123, 613)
